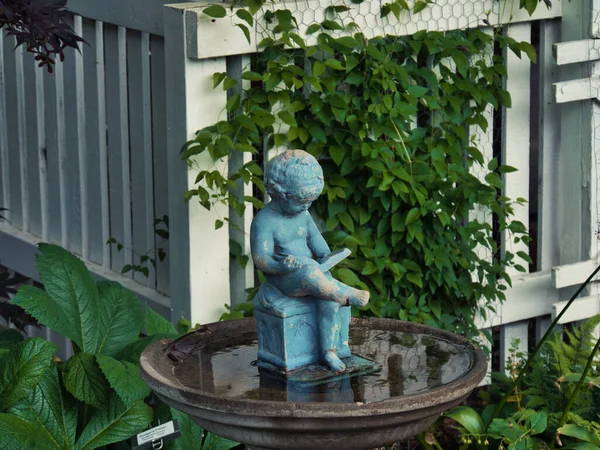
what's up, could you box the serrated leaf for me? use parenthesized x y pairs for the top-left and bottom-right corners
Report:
(96, 281), (143, 357)
(62, 352), (110, 409)
(145, 307), (178, 336)
(202, 431), (240, 450)
(203, 5), (227, 18)
(9, 365), (77, 450)
(19, 244), (100, 353)
(115, 334), (176, 366)
(75, 395), (152, 450)
(0, 413), (50, 449)
(96, 355), (151, 406)
(445, 406), (485, 435)
(0, 338), (56, 412)
(0, 329), (24, 349)
(170, 408), (204, 450)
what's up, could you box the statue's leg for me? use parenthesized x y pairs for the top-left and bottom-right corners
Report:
(316, 300), (346, 373)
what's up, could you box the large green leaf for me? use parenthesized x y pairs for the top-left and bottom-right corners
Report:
(170, 408), (204, 450)
(444, 406), (485, 435)
(202, 431), (239, 450)
(96, 281), (144, 357)
(96, 354), (151, 406)
(116, 334), (177, 366)
(559, 424), (600, 446)
(0, 337), (56, 411)
(9, 365), (77, 449)
(25, 244), (100, 353)
(61, 352), (110, 409)
(0, 413), (51, 449)
(76, 394), (152, 450)
(11, 286), (72, 345)
(0, 329), (24, 349)
(145, 307), (178, 336)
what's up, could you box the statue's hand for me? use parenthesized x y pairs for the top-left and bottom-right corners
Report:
(280, 255), (316, 270)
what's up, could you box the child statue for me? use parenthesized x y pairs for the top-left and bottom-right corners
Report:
(250, 149), (370, 373)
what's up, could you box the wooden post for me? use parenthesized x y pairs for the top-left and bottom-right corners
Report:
(164, 4), (231, 325)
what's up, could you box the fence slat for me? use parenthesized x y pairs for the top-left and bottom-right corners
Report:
(15, 47), (29, 234)
(227, 54), (254, 307)
(82, 19), (110, 266)
(538, 20), (561, 270)
(3, 36), (22, 229)
(104, 25), (132, 274)
(500, 320), (529, 373)
(503, 23), (531, 273)
(54, 56), (68, 248)
(128, 30), (155, 287)
(22, 50), (42, 239)
(61, 19), (83, 255)
(0, 33), (9, 215)
(150, 35), (170, 295)
(35, 57), (48, 241)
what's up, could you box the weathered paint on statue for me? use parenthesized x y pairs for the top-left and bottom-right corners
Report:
(250, 150), (370, 374)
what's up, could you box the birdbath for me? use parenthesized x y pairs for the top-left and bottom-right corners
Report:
(140, 150), (487, 449)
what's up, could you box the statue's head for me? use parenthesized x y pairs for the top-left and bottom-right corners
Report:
(265, 150), (324, 214)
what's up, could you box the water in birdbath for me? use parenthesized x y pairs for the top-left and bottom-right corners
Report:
(171, 327), (474, 404)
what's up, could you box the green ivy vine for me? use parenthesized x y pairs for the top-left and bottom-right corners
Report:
(182, 0), (536, 340)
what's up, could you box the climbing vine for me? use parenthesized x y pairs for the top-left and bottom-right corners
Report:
(182, 0), (537, 340)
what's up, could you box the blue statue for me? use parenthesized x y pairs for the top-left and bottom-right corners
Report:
(250, 150), (370, 375)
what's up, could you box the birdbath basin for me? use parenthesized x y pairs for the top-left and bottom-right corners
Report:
(140, 317), (487, 450)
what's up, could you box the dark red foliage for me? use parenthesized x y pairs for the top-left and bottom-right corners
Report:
(0, 0), (84, 72)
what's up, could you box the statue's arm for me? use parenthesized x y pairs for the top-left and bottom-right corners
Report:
(307, 213), (331, 259)
(250, 219), (298, 274)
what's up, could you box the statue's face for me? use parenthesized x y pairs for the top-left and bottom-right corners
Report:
(279, 195), (317, 215)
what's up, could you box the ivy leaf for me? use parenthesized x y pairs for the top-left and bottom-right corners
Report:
(13, 244), (100, 353)
(321, 20), (343, 31)
(235, 8), (254, 26)
(306, 23), (321, 34)
(242, 71), (263, 81)
(0, 338), (56, 412)
(145, 307), (178, 336)
(8, 365), (77, 450)
(498, 89), (512, 107)
(96, 281), (144, 357)
(519, 41), (537, 63)
(75, 394), (152, 450)
(413, 1), (428, 13)
(405, 208), (421, 226)
(213, 72), (226, 88)
(330, 146), (345, 166)
(61, 352), (110, 409)
(235, 24), (251, 44)
(325, 58), (345, 70)
(96, 355), (151, 407)
(313, 61), (325, 77)
(0, 414), (50, 449)
(336, 268), (360, 286)
(203, 5), (227, 18)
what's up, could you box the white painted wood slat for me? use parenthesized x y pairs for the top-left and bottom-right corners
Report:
(150, 35), (170, 295)
(0, 33), (9, 215)
(128, 30), (156, 287)
(15, 46), (29, 234)
(503, 23), (531, 271)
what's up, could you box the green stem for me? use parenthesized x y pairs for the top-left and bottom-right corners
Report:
(488, 263), (600, 425)
(549, 334), (600, 450)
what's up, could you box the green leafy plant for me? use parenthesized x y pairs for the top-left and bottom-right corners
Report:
(0, 243), (238, 450)
(184, 1), (535, 340)
(106, 215), (169, 278)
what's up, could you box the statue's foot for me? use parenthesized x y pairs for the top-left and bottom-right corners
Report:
(324, 350), (346, 373)
(348, 288), (370, 307)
